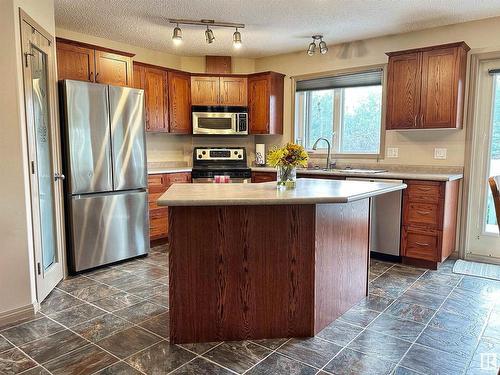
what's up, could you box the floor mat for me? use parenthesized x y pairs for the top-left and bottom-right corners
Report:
(453, 259), (500, 281)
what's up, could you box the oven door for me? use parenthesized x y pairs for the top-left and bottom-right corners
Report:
(193, 112), (237, 135)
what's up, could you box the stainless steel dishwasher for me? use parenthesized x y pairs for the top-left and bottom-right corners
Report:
(346, 177), (403, 259)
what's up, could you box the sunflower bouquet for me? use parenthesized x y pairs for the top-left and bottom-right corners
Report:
(267, 143), (308, 189)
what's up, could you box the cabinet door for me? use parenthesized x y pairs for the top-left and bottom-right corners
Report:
(248, 76), (270, 134)
(220, 77), (247, 106)
(56, 41), (95, 82)
(168, 71), (192, 134)
(144, 67), (169, 132)
(386, 53), (422, 129)
(95, 50), (133, 87)
(191, 76), (220, 106)
(133, 64), (145, 89)
(420, 47), (459, 129)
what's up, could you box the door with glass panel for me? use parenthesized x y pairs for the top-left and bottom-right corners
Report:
(21, 13), (64, 301)
(466, 59), (500, 263)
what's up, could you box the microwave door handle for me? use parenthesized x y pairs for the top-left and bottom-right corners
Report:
(232, 113), (239, 133)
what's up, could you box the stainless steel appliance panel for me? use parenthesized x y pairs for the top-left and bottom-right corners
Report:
(64, 80), (112, 194)
(192, 112), (248, 135)
(346, 178), (402, 256)
(109, 86), (147, 190)
(70, 190), (148, 271)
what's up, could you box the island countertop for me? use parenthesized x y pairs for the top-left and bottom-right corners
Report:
(158, 178), (406, 206)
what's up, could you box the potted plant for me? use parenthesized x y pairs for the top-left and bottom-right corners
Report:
(267, 143), (309, 189)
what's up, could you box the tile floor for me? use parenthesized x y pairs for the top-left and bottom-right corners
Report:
(1, 245), (499, 375)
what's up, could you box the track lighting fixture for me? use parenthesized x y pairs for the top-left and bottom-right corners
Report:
(169, 19), (244, 48)
(233, 28), (242, 49)
(172, 23), (182, 45)
(307, 35), (328, 56)
(205, 26), (215, 44)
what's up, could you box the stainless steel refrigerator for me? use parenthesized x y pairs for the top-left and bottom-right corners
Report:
(60, 80), (149, 273)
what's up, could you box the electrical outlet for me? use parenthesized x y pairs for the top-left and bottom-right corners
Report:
(386, 147), (399, 158)
(434, 148), (447, 160)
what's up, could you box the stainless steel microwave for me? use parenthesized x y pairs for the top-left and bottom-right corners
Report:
(192, 106), (248, 135)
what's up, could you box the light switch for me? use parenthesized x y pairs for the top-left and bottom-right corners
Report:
(434, 148), (447, 160)
(386, 147), (399, 158)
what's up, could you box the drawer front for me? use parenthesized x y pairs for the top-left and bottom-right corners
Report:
(148, 174), (167, 193)
(149, 208), (168, 240)
(403, 227), (439, 261)
(252, 172), (276, 183)
(148, 192), (164, 210)
(406, 181), (442, 203)
(406, 202), (440, 228)
(166, 172), (191, 187)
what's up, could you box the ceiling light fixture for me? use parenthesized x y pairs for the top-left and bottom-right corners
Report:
(233, 28), (242, 49)
(172, 23), (182, 45)
(168, 19), (244, 47)
(205, 26), (215, 44)
(307, 35), (328, 56)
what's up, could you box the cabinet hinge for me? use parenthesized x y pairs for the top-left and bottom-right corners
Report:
(37, 262), (41, 275)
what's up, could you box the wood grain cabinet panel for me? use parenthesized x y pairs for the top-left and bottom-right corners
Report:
(220, 77), (247, 106)
(144, 67), (169, 132)
(147, 172), (191, 242)
(386, 53), (421, 129)
(191, 76), (220, 106)
(56, 38), (135, 87)
(168, 71), (192, 134)
(386, 42), (469, 130)
(401, 179), (459, 269)
(56, 41), (95, 82)
(94, 50), (133, 86)
(248, 72), (284, 135)
(133, 64), (145, 90)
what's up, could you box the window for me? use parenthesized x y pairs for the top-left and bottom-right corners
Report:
(294, 68), (384, 156)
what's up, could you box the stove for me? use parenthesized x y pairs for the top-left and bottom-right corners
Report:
(191, 147), (252, 183)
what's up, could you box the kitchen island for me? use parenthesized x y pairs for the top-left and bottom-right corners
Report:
(158, 178), (406, 344)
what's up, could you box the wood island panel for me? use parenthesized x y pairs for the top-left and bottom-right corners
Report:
(169, 201), (370, 343)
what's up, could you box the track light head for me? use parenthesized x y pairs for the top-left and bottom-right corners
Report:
(172, 24), (182, 45)
(205, 27), (215, 44)
(319, 39), (328, 54)
(233, 28), (242, 49)
(307, 42), (316, 56)
(308, 35), (327, 56)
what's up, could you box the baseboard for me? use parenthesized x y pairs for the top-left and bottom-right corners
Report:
(465, 253), (500, 266)
(370, 251), (402, 263)
(0, 303), (37, 330)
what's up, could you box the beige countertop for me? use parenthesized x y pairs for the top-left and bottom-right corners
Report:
(147, 166), (462, 181)
(157, 178), (407, 206)
(251, 167), (463, 182)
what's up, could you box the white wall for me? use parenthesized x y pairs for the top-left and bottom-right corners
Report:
(254, 16), (500, 167)
(0, 0), (56, 317)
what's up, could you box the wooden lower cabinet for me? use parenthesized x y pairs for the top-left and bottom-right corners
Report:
(148, 172), (191, 242)
(251, 171), (460, 269)
(401, 179), (459, 269)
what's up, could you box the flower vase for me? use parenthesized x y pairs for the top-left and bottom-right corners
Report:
(276, 165), (297, 190)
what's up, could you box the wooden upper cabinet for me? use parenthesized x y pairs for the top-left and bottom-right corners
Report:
(168, 71), (192, 134)
(386, 53), (421, 130)
(191, 76), (220, 106)
(220, 77), (247, 106)
(56, 38), (134, 87)
(94, 50), (133, 86)
(145, 67), (169, 132)
(133, 63), (145, 89)
(56, 41), (95, 82)
(386, 42), (469, 130)
(248, 72), (284, 135)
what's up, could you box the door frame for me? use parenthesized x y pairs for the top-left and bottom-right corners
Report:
(460, 49), (500, 264)
(19, 9), (66, 302)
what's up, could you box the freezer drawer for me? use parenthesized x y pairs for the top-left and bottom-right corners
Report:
(109, 86), (147, 190)
(68, 190), (149, 272)
(62, 80), (113, 194)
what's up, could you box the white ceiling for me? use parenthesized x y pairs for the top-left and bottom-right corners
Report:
(54, 0), (500, 58)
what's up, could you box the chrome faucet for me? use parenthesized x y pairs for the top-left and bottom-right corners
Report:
(312, 136), (335, 170)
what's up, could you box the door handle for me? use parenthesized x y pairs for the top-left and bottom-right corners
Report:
(413, 115), (417, 127)
(416, 210), (431, 215)
(54, 173), (65, 181)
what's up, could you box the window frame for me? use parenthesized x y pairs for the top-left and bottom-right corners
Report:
(291, 64), (388, 159)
